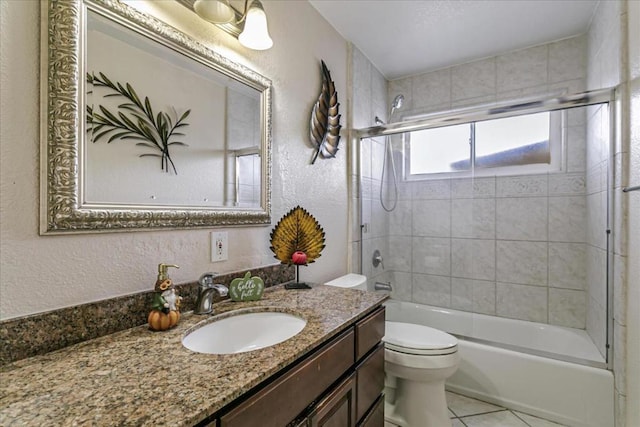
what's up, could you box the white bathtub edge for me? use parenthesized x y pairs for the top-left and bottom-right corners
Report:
(446, 340), (614, 427)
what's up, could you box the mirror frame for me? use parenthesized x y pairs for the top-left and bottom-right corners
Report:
(40, 0), (272, 234)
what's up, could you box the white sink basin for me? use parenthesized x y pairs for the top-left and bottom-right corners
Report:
(182, 311), (306, 354)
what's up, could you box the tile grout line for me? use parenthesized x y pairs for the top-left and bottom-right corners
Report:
(511, 409), (535, 427)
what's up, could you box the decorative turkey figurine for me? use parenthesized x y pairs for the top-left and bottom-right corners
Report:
(148, 263), (182, 331)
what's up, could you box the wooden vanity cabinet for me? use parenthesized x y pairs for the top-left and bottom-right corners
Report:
(214, 305), (385, 427)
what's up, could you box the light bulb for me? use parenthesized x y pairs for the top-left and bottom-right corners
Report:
(238, 0), (273, 50)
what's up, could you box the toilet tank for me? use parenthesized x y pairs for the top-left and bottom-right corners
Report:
(325, 274), (367, 291)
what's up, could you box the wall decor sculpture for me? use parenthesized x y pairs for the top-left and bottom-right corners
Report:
(270, 206), (325, 288)
(87, 72), (191, 174)
(309, 60), (341, 164)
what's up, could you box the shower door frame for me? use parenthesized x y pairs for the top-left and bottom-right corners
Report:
(353, 87), (617, 369)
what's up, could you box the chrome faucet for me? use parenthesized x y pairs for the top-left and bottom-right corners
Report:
(194, 272), (228, 315)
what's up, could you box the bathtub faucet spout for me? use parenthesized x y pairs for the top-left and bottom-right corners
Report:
(374, 281), (392, 292)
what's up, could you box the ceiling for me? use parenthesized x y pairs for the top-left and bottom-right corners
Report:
(308, 0), (599, 80)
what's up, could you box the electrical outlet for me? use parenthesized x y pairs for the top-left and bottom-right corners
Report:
(211, 231), (228, 262)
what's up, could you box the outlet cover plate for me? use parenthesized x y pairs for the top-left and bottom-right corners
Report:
(211, 231), (228, 262)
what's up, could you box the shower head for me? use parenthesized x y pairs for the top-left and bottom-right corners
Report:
(389, 94), (404, 117)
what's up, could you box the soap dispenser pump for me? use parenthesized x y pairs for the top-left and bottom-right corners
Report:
(148, 263), (182, 331)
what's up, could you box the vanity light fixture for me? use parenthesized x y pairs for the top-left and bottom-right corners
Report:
(187, 0), (273, 50)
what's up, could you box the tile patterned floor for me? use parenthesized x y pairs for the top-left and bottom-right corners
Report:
(385, 391), (568, 427)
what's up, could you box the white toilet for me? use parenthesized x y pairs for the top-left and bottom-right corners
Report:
(325, 274), (460, 427)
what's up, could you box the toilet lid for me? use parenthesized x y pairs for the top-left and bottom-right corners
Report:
(384, 321), (458, 355)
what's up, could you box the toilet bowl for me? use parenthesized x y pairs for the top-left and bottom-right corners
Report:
(384, 321), (459, 427)
(324, 275), (460, 427)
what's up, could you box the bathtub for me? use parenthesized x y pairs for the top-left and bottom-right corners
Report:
(384, 300), (614, 427)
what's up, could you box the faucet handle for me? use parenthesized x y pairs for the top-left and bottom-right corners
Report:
(199, 272), (218, 287)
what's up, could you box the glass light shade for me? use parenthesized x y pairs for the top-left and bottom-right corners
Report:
(238, 0), (273, 50)
(193, 0), (235, 24)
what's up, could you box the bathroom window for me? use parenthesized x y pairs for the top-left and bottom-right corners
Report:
(406, 110), (562, 178)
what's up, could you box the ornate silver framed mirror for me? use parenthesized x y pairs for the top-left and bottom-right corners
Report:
(40, 0), (272, 234)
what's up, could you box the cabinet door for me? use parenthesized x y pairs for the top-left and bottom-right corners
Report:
(358, 394), (384, 427)
(307, 373), (357, 427)
(355, 307), (385, 360)
(356, 343), (384, 421)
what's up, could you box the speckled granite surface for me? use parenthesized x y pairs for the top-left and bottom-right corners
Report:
(0, 284), (386, 426)
(0, 264), (294, 365)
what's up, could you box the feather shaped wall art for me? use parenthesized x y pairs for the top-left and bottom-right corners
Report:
(310, 60), (341, 164)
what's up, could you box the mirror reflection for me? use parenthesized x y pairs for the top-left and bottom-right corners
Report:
(85, 9), (262, 208)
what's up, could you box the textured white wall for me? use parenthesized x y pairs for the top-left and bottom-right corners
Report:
(0, 0), (349, 320)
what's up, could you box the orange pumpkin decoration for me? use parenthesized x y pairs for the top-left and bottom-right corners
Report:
(148, 309), (180, 331)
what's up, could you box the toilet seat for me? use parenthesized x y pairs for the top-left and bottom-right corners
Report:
(384, 321), (458, 356)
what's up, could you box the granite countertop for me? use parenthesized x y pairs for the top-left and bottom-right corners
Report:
(0, 284), (387, 426)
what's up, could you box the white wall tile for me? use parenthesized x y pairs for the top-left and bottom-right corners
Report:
(549, 288), (586, 328)
(586, 295), (607, 357)
(451, 238), (496, 281)
(371, 197), (389, 238)
(451, 277), (473, 311)
(613, 320), (627, 394)
(473, 279), (497, 315)
(586, 245), (608, 307)
(586, 191), (607, 249)
(497, 84), (550, 103)
(497, 45), (548, 92)
(412, 199), (451, 237)
(412, 68), (451, 109)
(497, 282), (548, 322)
(451, 198), (496, 239)
(450, 177), (496, 199)
(388, 235), (412, 273)
(451, 58), (496, 101)
(412, 237), (451, 276)
(567, 124), (588, 172)
(548, 35), (587, 83)
(388, 200), (412, 236)
(497, 175), (548, 197)
(412, 179), (451, 200)
(613, 253), (627, 324)
(412, 273), (451, 307)
(548, 196), (587, 242)
(497, 241), (547, 286)
(389, 271), (412, 301)
(548, 173), (586, 196)
(549, 242), (586, 290)
(496, 197), (548, 241)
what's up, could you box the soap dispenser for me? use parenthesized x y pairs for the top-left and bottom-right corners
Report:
(148, 263), (182, 331)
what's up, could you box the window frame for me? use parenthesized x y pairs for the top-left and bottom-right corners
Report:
(403, 109), (565, 181)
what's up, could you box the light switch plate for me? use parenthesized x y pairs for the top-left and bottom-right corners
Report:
(211, 231), (228, 262)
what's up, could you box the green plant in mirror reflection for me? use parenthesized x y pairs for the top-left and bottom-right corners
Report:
(86, 72), (191, 174)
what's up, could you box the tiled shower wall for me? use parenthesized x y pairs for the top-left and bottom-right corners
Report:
(586, 1), (628, 425)
(349, 45), (391, 274)
(356, 36), (608, 329)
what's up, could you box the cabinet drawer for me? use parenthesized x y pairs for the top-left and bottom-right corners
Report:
(220, 329), (355, 427)
(358, 394), (384, 427)
(356, 343), (384, 421)
(355, 306), (385, 360)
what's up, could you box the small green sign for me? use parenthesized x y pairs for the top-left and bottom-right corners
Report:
(229, 272), (265, 301)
